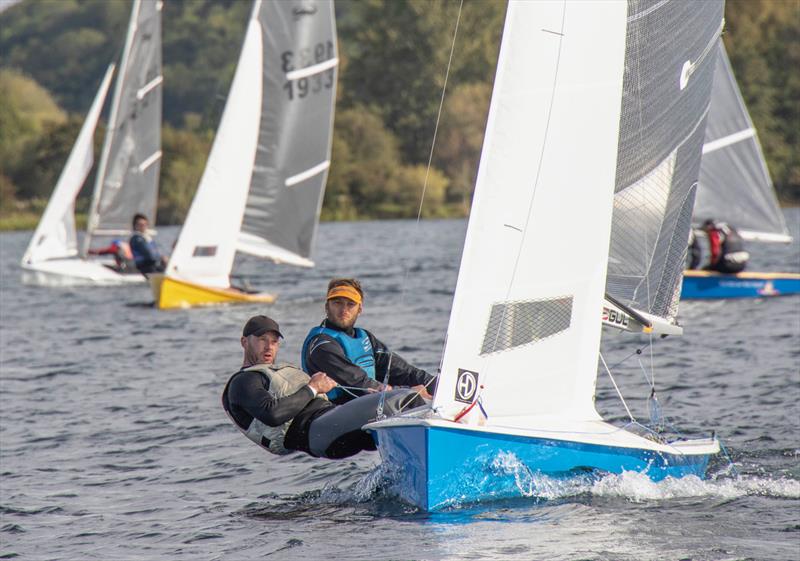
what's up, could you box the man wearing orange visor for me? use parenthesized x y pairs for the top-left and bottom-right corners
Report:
(301, 278), (436, 403)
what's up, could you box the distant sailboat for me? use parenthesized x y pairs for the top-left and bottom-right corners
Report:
(150, 0), (338, 309)
(366, 0), (723, 511)
(683, 42), (799, 298)
(21, 0), (162, 287)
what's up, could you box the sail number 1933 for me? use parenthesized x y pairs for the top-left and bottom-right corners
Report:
(282, 40), (335, 101)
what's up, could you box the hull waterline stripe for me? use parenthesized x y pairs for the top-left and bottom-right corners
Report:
(285, 160), (330, 187)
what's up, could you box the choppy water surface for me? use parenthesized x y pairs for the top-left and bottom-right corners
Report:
(1, 212), (799, 560)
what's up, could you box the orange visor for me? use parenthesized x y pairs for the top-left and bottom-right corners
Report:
(326, 285), (362, 304)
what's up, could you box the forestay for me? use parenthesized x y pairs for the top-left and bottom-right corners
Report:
(605, 0), (723, 323)
(22, 66), (115, 266)
(84, 0), (162, 246)
(693, 42), (791, 243)
(238, 0), (338, 267)
(431, 1), (629, 420)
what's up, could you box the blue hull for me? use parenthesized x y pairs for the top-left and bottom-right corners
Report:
(682, 271), (800, 299)
(374, 425), (712, 511)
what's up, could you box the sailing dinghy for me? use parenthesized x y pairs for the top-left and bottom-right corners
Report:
(366, 0), (723, 511)
(683, 42), (799, 299)
(150, 0), (338, 309)
(21, 0), (162, 287)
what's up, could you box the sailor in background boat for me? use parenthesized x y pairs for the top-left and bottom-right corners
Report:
(301, 278), (436, 404)
(129, 213), (168, 275)
(222, 315), (425, 459)
(702, 219), (750, 273)
(88, 239), (137, 274)
(687, 228), (702, 270)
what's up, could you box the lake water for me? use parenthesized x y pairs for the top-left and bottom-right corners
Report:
(1, 212), (799, 560)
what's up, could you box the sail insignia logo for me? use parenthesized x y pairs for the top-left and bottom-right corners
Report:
(601, 306), (629, 327)
(455, 369), (479, 403)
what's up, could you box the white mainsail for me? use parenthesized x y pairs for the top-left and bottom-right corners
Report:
(22, 65), (116, 266)
(166, 0), (338, 288)
(83, 0), (162, 250)
(432, 0), (724, 422)
(431, 1), (629, 421)
(693, 42), (791, 243)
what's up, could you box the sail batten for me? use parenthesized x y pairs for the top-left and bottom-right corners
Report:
(702, 128), (755, 154)
(285, 160), (331, 187)
(286, 57), (338, 80)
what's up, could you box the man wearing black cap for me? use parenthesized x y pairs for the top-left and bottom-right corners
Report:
(222, 314), (425, 459)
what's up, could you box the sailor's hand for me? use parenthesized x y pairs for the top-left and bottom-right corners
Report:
(308, 372), (337, 394)
(366, 383), (392, 393)
(411, 384), (432, 400)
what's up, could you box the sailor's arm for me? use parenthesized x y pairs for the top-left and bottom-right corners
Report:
(371, 334), (436, 392)
(305, 335), (383, 391)
(228, 371), (335, 427)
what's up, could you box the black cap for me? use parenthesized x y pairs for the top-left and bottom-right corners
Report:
(242, 315), (283, 338)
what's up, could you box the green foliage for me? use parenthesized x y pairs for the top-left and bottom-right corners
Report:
(434, 81), (492, 213)
(0, 0), (796, 230)
(0, 68), (65, 173)
(338, 0), (503, 164)
(10, 116), (83, 199)
(0, 0), (129, 114)
(156, 125), (212, 224)
(724, 0), (800, 203)
(325, 105), (450, 219)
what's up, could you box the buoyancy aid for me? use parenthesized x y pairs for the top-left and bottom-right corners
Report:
(130, 233), (162, 266)
(222, 363), (324, 455)
(301, 326), (376, 400)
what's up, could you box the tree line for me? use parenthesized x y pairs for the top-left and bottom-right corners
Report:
(0, 0), (797, 230)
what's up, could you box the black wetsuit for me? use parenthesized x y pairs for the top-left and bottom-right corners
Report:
(302, 321), (436, 403)
(222, 368), (426, 459)
(223, 368), (333, 455)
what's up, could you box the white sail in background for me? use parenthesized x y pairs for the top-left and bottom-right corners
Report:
(166, 10), (264, 288)
(694, 42), (791, 243)
(431, 1), (629, 421)
(84, 0), (162, 249)
(22, 65), (115, 266)
(605, 0), (724, 322)
(166, 0), (338, 288)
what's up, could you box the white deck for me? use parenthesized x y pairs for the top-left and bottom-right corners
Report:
(21, 258), (145, 287)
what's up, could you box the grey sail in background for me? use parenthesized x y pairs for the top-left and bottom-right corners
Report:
(238, 0), (338, 266)
(606, 0), (724, 321)
(85, 0), (162, 242)
(693, 43), (790, 242)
